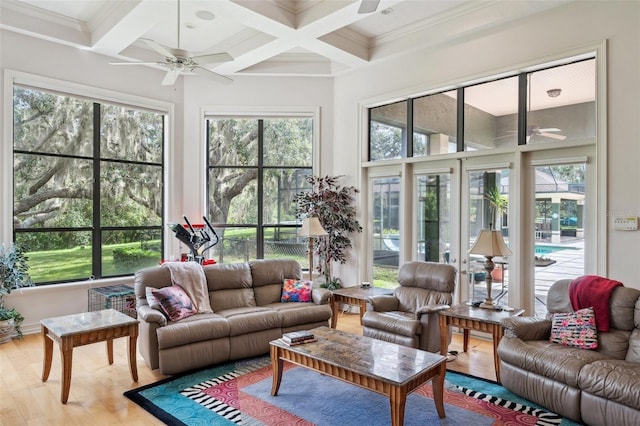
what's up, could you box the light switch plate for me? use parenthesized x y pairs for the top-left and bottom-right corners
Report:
(613, 217), (638, 231)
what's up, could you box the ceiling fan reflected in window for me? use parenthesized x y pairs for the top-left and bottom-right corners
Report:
(358, 0), (380, 14)
(109, 0), (233, 86)
(495, 125), (567, 142)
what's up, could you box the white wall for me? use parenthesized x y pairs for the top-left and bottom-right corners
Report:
(332, 1), (640, 288)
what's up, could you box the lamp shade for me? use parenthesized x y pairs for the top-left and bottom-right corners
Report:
(298, 217), (328, 237)
(469, 229), (512, 257)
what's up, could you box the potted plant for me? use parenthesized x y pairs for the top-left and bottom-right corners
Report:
(0, 243), (34, 342)
(295, 175), (362, 289)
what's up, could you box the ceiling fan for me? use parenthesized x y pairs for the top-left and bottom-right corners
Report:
(110, 1), (233, 86)
(358, 0), (380, 14)
(495, 125), (566, 142)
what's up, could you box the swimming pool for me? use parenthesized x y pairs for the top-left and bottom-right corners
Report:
(535, 244), (578, 255)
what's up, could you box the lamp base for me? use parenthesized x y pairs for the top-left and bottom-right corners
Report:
(480, 299), (500, 310)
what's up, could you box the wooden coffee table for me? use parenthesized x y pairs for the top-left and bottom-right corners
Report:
(330, 286), (394, 328)
(438, 304), (524, 383)
(270, 326), (446, 426)
(41, 309), (139, 403)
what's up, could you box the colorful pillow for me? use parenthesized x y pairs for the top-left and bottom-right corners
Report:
(151, 285), (197, 321)
(145, 287), (162, 310)
(281, 279), (312, 303)
(550, 307), (598, 350)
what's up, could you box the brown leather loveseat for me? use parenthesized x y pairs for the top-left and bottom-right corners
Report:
(498, 279), (640, 425)
(134, 258), (332, 374)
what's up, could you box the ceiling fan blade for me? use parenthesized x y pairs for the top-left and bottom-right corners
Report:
(539, 132), (567, 140)
(141, 38), (177, 60)
(161, 69), (181, 86)
(538, 128), (561, 132)
(110, 61), (164, 66)
(358, 0), (380, 14)
(193, 66), (233, 85)
(192, 52), (234, 65)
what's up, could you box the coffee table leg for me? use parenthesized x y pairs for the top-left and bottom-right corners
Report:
(270, 346), (284, 396)
(389, 386), (407, 426)
(433, 363), (446, 418)
(59, 336), (73, 404)
(41, 326), (53, 382)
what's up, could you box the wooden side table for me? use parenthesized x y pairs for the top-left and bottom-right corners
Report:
(330, 286), (394, 328)
(438, 304), (524, 383)
(41, 309), (139, 403)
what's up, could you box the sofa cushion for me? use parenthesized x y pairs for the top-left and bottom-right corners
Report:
(550, 307), (598, 349)
(203, 262), (253, 292)
(265, 302), (332, 327)
(210, 288), (256, 312)
(578, 360), (640, 411)
(250, 259), (302, 305)
(156, 313), (230, 349)
(223, 309), (283, 336)
(281, 279), (312, 302)
(362, 311), (420, 337)
(152, 285), (197, 321)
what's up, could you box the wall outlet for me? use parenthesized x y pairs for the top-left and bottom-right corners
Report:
(613, 217), (638, 231)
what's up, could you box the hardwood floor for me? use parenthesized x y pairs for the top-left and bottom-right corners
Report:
(0, 312), (496, 425)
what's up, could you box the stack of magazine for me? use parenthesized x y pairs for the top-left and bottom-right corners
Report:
(281, 330), (317, 346)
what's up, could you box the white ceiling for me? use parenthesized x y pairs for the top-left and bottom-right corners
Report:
(1, 0), (574, 82)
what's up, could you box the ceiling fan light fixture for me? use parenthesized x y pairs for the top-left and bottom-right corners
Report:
(547, 88), (562, 98)
(196, 10), (215, 21)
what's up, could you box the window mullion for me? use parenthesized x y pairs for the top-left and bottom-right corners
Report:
(92, 103), (102, 279)
(257, 119), (264, 259)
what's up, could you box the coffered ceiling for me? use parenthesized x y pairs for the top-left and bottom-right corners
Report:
(1, 0), (572, 80)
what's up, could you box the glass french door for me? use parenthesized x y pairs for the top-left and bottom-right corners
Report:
(460, 156), (513, 306)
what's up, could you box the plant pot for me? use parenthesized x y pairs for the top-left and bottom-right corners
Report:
(0, 318), (15, 344)
(491, 267), (504, 283)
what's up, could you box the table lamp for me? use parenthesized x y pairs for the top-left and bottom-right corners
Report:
(298, 216), (328, 281)
(469, 229), (512, 309)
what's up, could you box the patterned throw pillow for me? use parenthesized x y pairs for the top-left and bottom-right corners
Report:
(152, 285), (197, 321)
(281, 279), (312, 303)
(550, 307), (598, 350)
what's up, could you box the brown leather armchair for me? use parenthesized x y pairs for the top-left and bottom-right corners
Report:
(362, 261), (456, 353)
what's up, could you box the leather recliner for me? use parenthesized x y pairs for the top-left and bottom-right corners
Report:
(362, 261), (456, 353)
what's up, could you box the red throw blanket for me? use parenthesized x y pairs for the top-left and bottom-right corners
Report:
(569, 275), (622, 332)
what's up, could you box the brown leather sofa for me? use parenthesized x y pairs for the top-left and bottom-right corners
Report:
(498, 279), (640, 425)
(134, 259), (332, 374)
(362, 261), (456, 353)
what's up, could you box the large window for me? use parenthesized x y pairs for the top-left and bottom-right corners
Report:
(13, 86), (166, 284)
(206, 116), (313, 266)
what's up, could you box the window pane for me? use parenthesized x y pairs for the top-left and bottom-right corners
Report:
(100, 161), (162, 226)
(464, 77), (519, 150)
(372, 177), (401, 288)
(534, 164), (585, 317)
(527, 59), (596, 145)
(416, 174), (451, 262)
(102, 229), (162, 276)
(14, 153), (93, 228)
(208, 119), (258, 166)
(413, 91), (457, 156)
(101, 104), (163, 163)
(209, 168), (258, 225)
(263, 118), (312, 167)
(263, 168), (310, 224)
(16, 231), (93, 283)
(210, 227), (257, 263)
(263, 226), (307, 265)
(13, 87), (93, 156)
(369, 101), (407, 161)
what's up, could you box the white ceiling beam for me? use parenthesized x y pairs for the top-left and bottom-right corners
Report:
(90, 0), (174, 54)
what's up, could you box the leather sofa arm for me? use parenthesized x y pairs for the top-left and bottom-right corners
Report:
(368, 294), (399, 312)
(137, 304), (167, 327)
(415, 304), (450, 316)
(501, 316), (551, 341)
(312, 288), (331, 305)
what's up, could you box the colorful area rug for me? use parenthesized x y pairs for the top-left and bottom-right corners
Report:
(124, 356), (580, 426)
